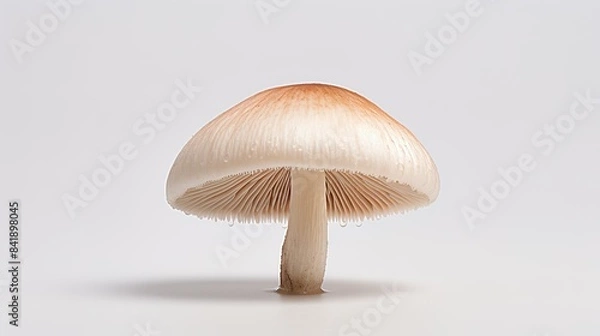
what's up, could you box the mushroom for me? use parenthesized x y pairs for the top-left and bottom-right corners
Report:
(166, 83), (439, 295)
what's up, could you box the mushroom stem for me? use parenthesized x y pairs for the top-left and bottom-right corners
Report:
(278, 168), (328, 295)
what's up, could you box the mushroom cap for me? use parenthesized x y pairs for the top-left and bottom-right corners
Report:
(166, 83), (439, 223)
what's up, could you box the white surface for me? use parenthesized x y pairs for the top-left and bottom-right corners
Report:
(1, 0), (599, 335)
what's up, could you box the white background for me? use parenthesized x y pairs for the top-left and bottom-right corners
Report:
(1, 0), (599, 335)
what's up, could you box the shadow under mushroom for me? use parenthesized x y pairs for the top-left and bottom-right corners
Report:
(75, 277), (417, 302)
